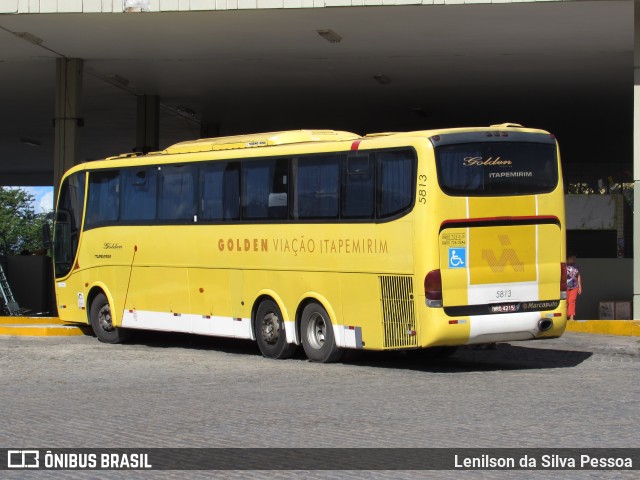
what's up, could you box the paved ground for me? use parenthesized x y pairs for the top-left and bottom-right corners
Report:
(1, 331), (638, 479)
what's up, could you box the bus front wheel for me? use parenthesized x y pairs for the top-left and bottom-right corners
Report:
(254, 300), (297, 359)
(90, 293), (130, 344)
(300, 303), (343, 363)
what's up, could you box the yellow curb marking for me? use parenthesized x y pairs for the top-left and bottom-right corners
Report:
(565, 320), (640, 337)
(0, 316), (65, 326)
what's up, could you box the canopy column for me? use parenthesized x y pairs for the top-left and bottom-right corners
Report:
(633, 1), (640, 316)
(54, 58), (83, 196)
(136, 94), (159, 154)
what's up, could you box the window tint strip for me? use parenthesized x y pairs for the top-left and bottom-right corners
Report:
(83, 147), (416, 229)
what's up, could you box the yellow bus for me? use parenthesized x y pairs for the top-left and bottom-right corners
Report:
(52, 125), (566, 362)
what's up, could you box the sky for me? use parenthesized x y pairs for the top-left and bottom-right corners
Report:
(13, 186), (54, 214)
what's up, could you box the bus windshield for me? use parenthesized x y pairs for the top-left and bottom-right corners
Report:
(435, 141), (558, 196)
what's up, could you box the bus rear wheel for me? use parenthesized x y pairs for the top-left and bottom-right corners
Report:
(90, 293), (130, 344)
(301, 303), (343, 363)
(254, 300), (297, 359)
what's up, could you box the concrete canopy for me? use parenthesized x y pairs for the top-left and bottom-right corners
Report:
(0, 1), (633, 186)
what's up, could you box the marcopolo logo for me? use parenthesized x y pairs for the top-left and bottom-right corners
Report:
(7, 450), (39, 468)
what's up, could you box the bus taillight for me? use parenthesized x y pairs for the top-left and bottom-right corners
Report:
(560, 262), (567, 300)
(425, 269), (443, 308)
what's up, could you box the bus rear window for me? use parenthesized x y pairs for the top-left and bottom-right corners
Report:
(435, 142), (558, 196)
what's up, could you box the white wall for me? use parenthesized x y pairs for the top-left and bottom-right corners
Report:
(565, 195), (616, 230)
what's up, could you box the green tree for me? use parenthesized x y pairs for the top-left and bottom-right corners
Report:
(0, 187), (49, 257)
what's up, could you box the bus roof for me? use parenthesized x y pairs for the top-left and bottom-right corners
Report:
(163, 129), (362, 154)
(64, 124), (552, 177)
(160, 124), (549, 155)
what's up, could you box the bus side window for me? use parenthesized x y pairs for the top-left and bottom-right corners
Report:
(121, 168), (158, 221)
(86, 170), (120, 228)
(222, 164), (240, 220)
(292, 155), (340, 220)
(342, 154), (374, 219)
(158, 165), (196, 221)
(242, 158), (288, 220)
(200, 162), (240, 221)
(377, 150), (416, 218)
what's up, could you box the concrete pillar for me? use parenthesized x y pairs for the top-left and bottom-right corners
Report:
(136, 94), (159, 153)
(53, 58), (83, 195)
(634, 1), (640, 317)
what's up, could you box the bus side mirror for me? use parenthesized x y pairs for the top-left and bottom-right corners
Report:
(42, 223), (52, 249)
(42, 211), (54, 249)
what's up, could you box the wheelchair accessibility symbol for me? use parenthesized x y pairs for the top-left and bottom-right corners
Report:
(448, 248), (466, 269)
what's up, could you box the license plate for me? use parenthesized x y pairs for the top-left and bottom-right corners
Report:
(490, 304), (519, 313)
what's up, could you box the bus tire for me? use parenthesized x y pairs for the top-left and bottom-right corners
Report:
(300, 302), (343, 363)
(254, 300), (297, 359)
(90, 293), (130, 344)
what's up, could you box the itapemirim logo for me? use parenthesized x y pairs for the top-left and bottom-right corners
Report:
(481, 235), (525, 273)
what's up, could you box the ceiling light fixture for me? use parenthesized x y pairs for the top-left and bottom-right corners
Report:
(21, 138), (41, 147)
(175, 106), (197, 118)
(317, 29), (342, 44)
(373, 74), (391, 85)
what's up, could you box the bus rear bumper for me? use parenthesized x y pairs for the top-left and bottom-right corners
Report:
(465, 311), (564, 344)
(419, 303), (567, 348)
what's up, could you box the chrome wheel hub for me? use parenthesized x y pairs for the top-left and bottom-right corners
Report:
(98, 304), (114, 332)
(307, 312), (326, 350)
(261, 313), (279, 345)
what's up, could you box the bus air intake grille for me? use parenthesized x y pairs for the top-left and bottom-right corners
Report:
(379, 275), (417, 348)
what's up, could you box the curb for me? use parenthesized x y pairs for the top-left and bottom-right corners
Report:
(565, 320), (640, 337)
(0, 324), (91, 337)
(0, 316), (66, 326)
(0, 317), (91, 337)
